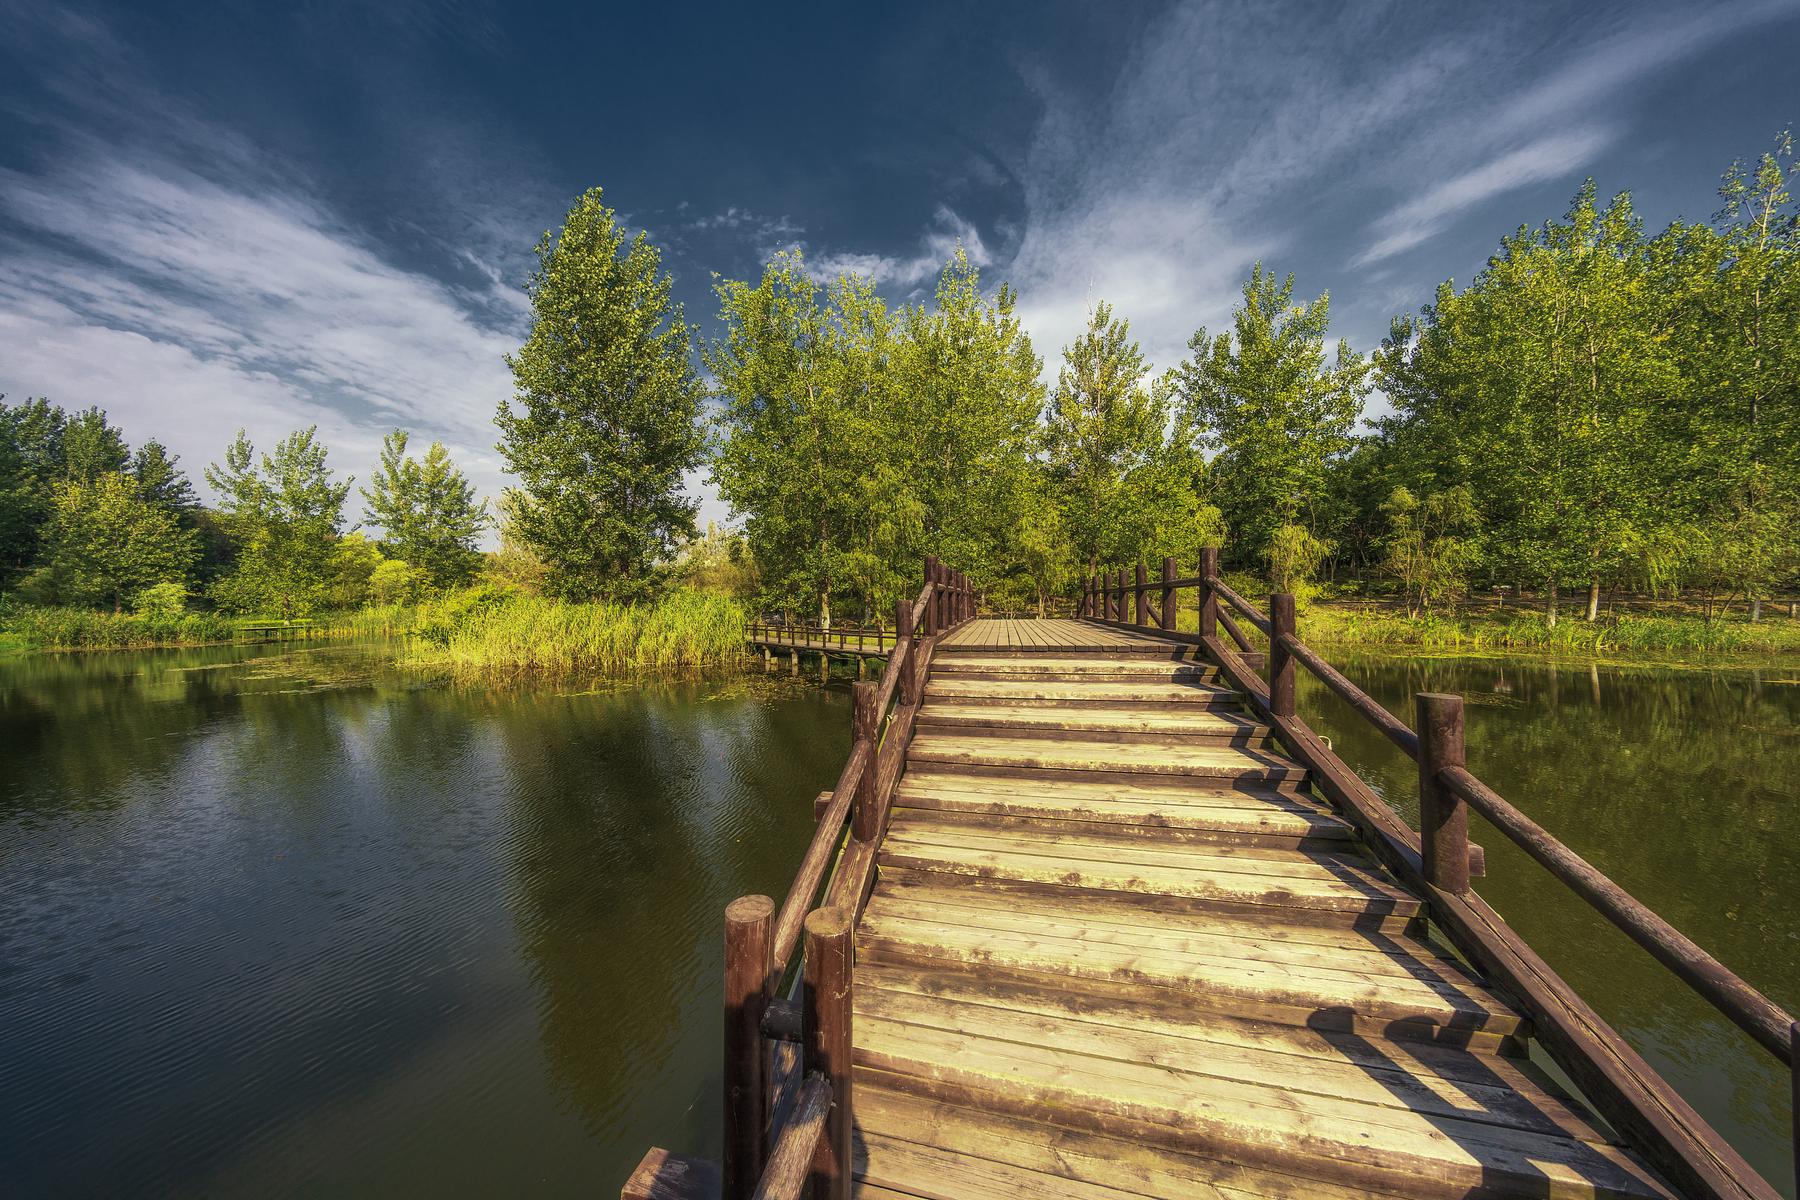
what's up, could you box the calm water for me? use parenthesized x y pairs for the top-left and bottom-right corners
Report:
(1300, 654), (1800, 1193)
(0, 643), (841, 1196)
(1, 644), (1795, 1195)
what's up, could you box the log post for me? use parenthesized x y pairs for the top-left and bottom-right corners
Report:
(1098, 571), (1108, 621)
(1160, 556), (1177, 632)
(1417, 692), (1470, 895)
(850, 681), (879, 841)
(803, 908), (853, 1200)
(1112, 568), (1124, 622)
(1269, 592), (1296, 718)
(1199, 547), (1218, 640)
(723, 895), (773, 1200)
(789, 649), (799, 675)
(924, 556), (940, 638)
(894, 599), (917, 706)
(1134, 560), (1148, 626)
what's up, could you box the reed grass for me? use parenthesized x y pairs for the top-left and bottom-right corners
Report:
(1296, 604), (1800, 657)
(2, 605), (241, 649)
(394, 587), (749, 679)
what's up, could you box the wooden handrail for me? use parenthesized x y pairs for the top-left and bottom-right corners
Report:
(1084, 552), (1792, 1200)
(1440, 763), (1793, 1063)
(752, 1074), (831, 1200)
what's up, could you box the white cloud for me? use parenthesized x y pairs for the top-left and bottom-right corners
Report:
(0, 152), (521, 529)
(1352, 128), (1616, 267)
(804, 205), (993, 290)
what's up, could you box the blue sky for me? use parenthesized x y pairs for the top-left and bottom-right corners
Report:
(2, 0), (1797, 529)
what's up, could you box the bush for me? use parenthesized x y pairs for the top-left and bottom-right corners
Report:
(371, 559), (430, 606)
(133, 581), (190, 621)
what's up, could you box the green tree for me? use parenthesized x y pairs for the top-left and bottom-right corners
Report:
(361, 430), (487, 588)
(708, 252), (896, 627)
(1178, 265), (1367, 563)
(325, 532), (385, 609)
(1042, 302), (1201, 571)
(206, 428), (352, 617)
(0, 396), (66, 581)
(1379, 485), (1481, 617)
(497, 188), (705, 601)
(60, 406), (130, 484)
(130, 439), (198, 515)
(42, 473), (197, 610)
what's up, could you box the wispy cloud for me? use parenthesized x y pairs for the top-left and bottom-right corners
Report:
(1352, 128), (1615, 267)
(804, 206), (992, 290)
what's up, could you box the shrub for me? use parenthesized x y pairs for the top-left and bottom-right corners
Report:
(371, 559), (430, 606)
(133, 581), (190, 621)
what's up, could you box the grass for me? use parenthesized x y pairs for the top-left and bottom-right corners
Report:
(370, 586), (750, 679)
(1, 605), (243, 649)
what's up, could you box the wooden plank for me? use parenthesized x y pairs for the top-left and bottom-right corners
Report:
(855, 1085), (1416, 1200)
(623, 1149), (722, 1200)
(856, 908), (1519, 1035)
(853, 983), (1593, 1141)
(855, 1020), (1671, 1199)
(907, 735), (1307, 782)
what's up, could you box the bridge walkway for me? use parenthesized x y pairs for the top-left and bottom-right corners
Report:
(847, 618), (1670, 1199)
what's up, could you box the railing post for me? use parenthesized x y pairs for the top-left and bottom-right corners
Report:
(724, 894), (773, 1200)
(1160, 556), (1177, 632)
(895, 598), (917, 707)
(1199, 547), (1218, 640)
(1269, 592), (1296, 718)
(851, 681), (879, 842)
(924, 556), (940, 638)
(803, 907), (853, 1200)
(1417, 693), (1470, 895)
(1113, 568), (1125, 622)
(1134, 560), (1148, 626)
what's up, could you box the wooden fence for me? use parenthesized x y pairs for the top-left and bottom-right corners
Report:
(1083, 547), (1796, 1200)
(624, 557), (973, 1200)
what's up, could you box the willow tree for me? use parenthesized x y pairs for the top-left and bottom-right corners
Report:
(497, 188), (704, 602)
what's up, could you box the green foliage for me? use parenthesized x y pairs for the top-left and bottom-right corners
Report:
(3, 605), (236, 648)
(1179, 265), (1368, 559)
(324, 532), (384, 610)
(0, 396), (67, 580)
(709, 248), (1042, 626)
(1379, 485), (1480, 617)
(1041, 302), (1202, 570)
(60, 406), (129, 484)
(371, 558), (431, 606)
(132, 581), (189, 621)
(677, 524), (759, 597)
(42, 473), (197, 610)
(205, 428), (352, 617)
(1262, 522), (1331, 597)
(498, 188), (705, 602)
(360, 430), (487, 588)
(361, 585), (747, 678)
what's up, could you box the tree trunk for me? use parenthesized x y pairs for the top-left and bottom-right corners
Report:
(1750, 597), (1762, 622)
(1545, 580), (1559, 628)
(1585, 578), (1600, 623)
(819, 587), (830, 632)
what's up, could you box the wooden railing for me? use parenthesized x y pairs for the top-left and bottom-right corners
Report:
(623, 556), (974, 1200)
(746, 621), (897, 653)
(1084, 546), (1795, 1200)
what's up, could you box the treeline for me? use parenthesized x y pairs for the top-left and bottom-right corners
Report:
(7, 134), (1795, 637)
(0, 402), (489, 620)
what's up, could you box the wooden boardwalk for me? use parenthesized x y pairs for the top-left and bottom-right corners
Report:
(846, 620), (1668, 1199)
(628, 558), (1790, 1200)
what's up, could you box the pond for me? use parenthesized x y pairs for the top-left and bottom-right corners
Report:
(0, 643), (1794, 1195)
(0, 643), (840, 1195)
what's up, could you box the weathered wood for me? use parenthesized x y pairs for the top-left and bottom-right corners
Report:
(1198, 548), (1218, 640)
(803, 908), (853, 1200)
(1134, 560), (1148, 626)
(1160, 556), (1177, 632)
(1268, 593), (1295, 719)
(1417, 693), (1469, 895)
(1443, 762), (1791, 1062)
(623, 1148), (722, 1200)
(753, 1073), (831, 1200)
(851, 681), (879, 842)
(1281, 631), (1420, 758)
(769, 742), (866, 977)
(724, 895), (773, 1199)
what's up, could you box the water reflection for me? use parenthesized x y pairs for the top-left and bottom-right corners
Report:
(0, 645), (839, 1196)
(1300, 654), (1800, 1191)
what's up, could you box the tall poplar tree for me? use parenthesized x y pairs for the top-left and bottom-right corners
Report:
(1178, 265), (1368, 565)
(497, 188), (705, 602)
(205, 428), (352, 616)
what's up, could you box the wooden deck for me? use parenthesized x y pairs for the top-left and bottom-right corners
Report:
(844, 619), (1670, 1199)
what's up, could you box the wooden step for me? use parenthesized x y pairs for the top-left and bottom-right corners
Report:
(916, 702), (1272, 746)
(925, 677), (1243, 709)
(933, 655), (1219, 681)
(855, 998), (1668, 1199)
(854, 1083), (1422, 1200)
(908, 734), (1307, 786)
(874, 823), (1420, 927)
(858, 880), (1501, 1038)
